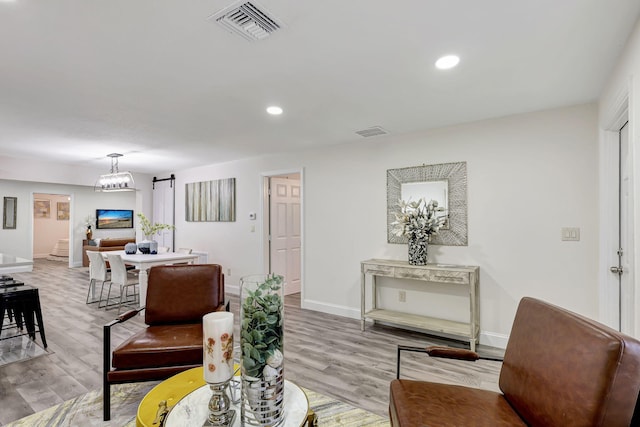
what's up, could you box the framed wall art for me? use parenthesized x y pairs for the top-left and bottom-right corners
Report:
(34, 199), (51, 219)
(185, 178), (236, 222)
(57, 201), (70, 220)
(3, 197), (17, 229)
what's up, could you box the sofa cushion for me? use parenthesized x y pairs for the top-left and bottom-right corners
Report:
(111, 323), (203, 370)
(99, 238), (135, 248)
(390, 380), (526, 427)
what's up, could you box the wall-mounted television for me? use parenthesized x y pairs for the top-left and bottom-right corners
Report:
(96, 209), (134, 229)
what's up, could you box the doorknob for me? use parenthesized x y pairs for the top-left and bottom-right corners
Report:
(610, 266), (623, 275)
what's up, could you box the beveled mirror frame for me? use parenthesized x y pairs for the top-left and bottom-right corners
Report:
(387, 161), (467, 246)
(3, 197), (17, 229)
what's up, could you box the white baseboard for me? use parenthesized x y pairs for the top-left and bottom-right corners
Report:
(478, 331), (509, 349)
(301, 299), (362, 320)
(300, 298), (509, 349)
(227, 285), (240, 296)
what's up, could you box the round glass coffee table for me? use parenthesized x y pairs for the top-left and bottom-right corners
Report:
(136, 367), (315, 427)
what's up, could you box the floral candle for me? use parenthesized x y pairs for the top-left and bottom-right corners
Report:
(203, 311), (234, 384)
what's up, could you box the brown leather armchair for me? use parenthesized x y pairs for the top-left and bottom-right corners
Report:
(390, 297), (640, 427)
(103, 264), (227, 421)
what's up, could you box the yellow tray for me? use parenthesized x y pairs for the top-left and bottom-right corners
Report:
(136, 367), (207, 427)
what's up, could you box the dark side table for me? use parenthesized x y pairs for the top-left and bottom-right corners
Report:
(0, 284), (47, 348)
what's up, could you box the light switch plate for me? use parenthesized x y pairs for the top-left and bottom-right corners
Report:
(561, 227), (580, 241)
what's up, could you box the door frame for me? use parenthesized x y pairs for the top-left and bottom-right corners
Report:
(31, 191), (74, 268)
(260, 168), (305, 301)
(599, 81), (634, 332)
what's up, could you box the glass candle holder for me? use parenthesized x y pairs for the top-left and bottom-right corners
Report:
(203, 311), (236, 426)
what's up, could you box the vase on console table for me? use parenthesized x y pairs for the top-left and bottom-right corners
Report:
(408, 233), (428, 265)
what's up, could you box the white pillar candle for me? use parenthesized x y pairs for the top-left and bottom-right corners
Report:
(203, 311), (234, 383)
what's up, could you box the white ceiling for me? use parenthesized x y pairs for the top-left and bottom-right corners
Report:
(1, 0), (639, 175)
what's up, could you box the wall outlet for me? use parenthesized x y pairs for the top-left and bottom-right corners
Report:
(227, 268), (231, 277)
(398, 290), (406, 302)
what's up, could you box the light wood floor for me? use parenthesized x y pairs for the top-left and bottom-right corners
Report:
(0, 259), (503, 425)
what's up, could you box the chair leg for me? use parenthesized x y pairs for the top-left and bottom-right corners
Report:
(103, 323), (111, 421)
(98, 280), (108, 306)
(86, 278), (96, 304)
(100, 282), (114, 309)
(117, 285), (125, 314)
(103, 380), (111, 421)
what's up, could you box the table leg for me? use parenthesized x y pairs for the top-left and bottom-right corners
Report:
(33, 289), (47, 348)
(305, 410), (317, 426)
(21, 298), (36, 340)
(138, 268), (148, 309)
(0, 297), (5, 333)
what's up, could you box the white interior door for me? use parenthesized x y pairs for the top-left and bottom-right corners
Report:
(269, 176), (301, 295)
(152, 177), (175, 251)
(618, 122), (634, 333)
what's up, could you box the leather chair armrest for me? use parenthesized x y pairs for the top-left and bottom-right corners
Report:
(104, 307), (146, 376)
(105, 307), (145, 328)
(396, 344), (503, 379)
(425, 345), (479, 361)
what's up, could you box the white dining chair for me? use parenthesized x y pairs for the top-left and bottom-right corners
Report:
(104, 253), (139, 313)
(86, 251), (110, 304)
(176, 248), (192, 254)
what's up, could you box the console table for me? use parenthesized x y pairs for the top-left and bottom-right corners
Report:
(360, 259), (479, 350)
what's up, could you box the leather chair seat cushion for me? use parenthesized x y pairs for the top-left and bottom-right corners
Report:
(389, 379), (527, 427)
(112, 323), (203, 370)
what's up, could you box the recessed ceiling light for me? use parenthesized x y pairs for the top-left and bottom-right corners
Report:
(266, 106), (283, 115)
(435, 55), (460, 70)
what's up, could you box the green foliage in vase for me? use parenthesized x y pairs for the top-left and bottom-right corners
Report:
(137, 213), (175, 240)
(241, 274), (284, 379)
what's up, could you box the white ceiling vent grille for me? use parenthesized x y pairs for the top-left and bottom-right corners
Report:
(355, 126), (389, 138)
(208, 1), (281, 41)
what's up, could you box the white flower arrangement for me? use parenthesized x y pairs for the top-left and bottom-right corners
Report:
(391, 198), (447, 240)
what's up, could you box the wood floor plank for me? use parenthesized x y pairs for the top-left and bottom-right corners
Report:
(0, 259), (503, 425)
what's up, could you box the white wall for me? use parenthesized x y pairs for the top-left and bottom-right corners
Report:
(173, 103), (598, 348)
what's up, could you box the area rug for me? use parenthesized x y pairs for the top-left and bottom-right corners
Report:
(6, 383), (390, 426)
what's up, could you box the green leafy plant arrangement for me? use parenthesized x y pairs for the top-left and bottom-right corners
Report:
(241, 274), (284, 379)
(137, 213), (175, 240)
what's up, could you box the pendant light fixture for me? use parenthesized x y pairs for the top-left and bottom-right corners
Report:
(94, 153), (135, 192)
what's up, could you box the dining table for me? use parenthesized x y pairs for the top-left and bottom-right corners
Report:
(105, 251), (200, 308)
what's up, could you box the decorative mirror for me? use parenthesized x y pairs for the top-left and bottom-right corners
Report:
(387, 162), (467, 246)
(3, 197), (17, 229)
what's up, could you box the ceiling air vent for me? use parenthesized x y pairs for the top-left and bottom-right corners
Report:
(208, 1), (281, 41)
(355, 126), (389, 138)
